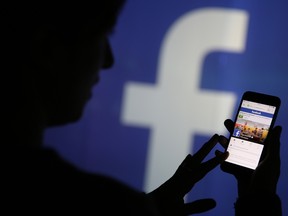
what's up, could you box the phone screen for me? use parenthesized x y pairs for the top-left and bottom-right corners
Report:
(225, 99), (277, 170)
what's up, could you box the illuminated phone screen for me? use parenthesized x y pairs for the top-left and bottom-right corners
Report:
(225, 100), (276, 169)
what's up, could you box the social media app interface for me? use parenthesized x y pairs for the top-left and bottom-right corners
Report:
(226, 100), (276, 169)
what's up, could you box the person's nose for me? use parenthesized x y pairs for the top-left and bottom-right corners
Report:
(102, 39), (114, 69)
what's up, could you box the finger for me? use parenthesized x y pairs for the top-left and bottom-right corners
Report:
(191, 134), (219, 164)
(265, 126), (282, 160)
(215, 149), (226, 157)
(224, 119), (234, 134)
(218, 135), (229, 149)
(199, 151), (229, 176)
(190, 151), (229, 183)
(184, 199), (216, 215)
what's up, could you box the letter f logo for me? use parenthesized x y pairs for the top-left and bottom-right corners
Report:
(121, 8), (249, 192)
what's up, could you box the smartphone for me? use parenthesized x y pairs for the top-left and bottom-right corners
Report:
(222, 91), (281, 173)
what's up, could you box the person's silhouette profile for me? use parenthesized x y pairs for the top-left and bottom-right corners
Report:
(2, 1), (283, 215)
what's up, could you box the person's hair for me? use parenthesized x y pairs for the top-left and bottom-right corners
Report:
(2, 1), (126, 71)
(2, 1), (126, 110)
(3, 1), (126, 32)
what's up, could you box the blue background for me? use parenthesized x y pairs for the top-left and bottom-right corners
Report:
(45, 1), (287, 215)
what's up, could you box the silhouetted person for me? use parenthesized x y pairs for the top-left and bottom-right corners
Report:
(3, 1), (282, 215)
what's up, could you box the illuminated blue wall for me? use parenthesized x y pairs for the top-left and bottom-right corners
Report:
(45, 1), (288, 215)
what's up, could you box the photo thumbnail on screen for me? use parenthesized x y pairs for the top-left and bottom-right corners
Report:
(232, 100), (276, 144)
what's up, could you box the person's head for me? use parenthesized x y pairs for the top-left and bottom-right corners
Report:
(3, 1), (126, 127)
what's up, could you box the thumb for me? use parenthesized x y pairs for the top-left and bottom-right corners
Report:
(184, 198), (216, 215)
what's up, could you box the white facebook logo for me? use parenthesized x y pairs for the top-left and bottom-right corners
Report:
(236, 130), (241, 137)
(121, 8), (249, 192)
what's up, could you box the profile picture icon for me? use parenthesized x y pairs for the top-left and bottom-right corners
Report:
(233, 129), (241, 137)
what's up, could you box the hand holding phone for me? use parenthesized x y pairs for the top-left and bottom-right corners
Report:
(218, 91), (282, 215)
(220, 118), (282, 216)
(221, 91), (281, 173)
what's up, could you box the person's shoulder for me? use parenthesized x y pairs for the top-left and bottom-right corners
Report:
(5, 146), (159, 215)
(39, 148), (159, 215)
